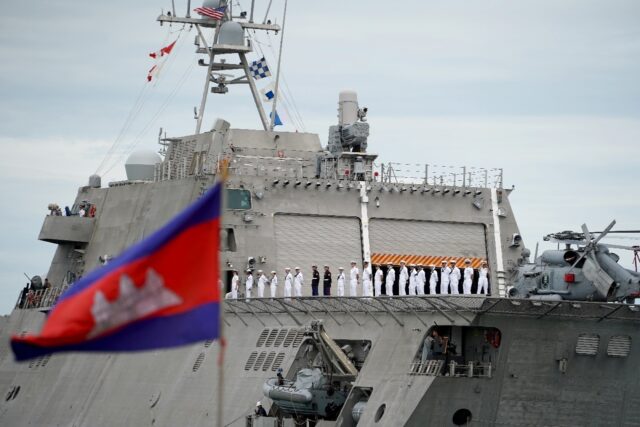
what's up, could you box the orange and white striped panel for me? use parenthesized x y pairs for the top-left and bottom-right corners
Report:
(371, 253), (485, 269)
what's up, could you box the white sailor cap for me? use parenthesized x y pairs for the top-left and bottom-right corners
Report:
(350, 260), (356, 264)
(257, 269), (263, 273)
(285, 267), (291, 270)
(295, 266), (300, 270)
(441, 260), (447, 264)
(246, 269), (253, 273)
(271, 271), (276, 274)
(324, 264), (329, 268)
(256, 401), (261, 407)
(464, 258), (471, 264)
(429, 264), (436, 268)
(400, 260), (406, 264)
(449, 259), (457, 264)
(338, 267), (344, 270)
(312, 264), (317, 267)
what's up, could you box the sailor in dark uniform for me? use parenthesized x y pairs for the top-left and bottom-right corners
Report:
(323, 265), (332, 296)
(311, 264), (320, 296)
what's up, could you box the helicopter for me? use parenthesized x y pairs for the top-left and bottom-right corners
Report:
(510, 220), (640, 302)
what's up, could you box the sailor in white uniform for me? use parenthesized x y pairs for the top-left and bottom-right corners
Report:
(429, 265), (438, 294)
(477, 261), (489, 294)
(257, 270), (267, 298)
(398, 261), (408, 296)
(284, 267), (293, 299)
(463, 259), (474, 294)
(449, 260), (460, 295)
(270, 271), (278, 298)
(385, 264), (395, 296)
(337, 267), (346, 296)
(349, 261), (359, 297)
(294, 267), (303, 297)
(231, 270), (239, 299)
(416, 265), (426, 295)
(440, 260), (450, 295)
(374, 265), (383, 297)
(362, 261), (372, 296)
(408, 265), (418, 296)
(245, 269), (254, 301)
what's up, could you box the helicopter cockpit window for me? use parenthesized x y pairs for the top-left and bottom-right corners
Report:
(226, 189), (252, 210)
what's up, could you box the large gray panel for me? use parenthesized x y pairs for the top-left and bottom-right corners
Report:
(370, 219), (486, 258)
(274, 215), (362, 291)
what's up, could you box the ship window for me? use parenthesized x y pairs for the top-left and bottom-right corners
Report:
(607, 335), (631, 357)
(226, 189), (252, 210)
(453, 408), (472, 425)
(575, 333), (599, 356)
(374, 403), (386, 422)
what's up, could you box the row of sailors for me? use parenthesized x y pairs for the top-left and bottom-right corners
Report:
(228, 259), (489, 299)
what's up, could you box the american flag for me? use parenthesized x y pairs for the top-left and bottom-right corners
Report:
(194, 5), (226, 20)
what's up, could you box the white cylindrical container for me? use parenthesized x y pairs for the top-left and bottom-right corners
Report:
(338, 90), (359, 126)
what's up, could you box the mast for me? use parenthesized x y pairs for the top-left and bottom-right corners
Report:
(157, 2), (281, 133)
(269, 0), (288, 131)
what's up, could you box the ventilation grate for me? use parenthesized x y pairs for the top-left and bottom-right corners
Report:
(256, 329), (269, 347)
(274, 329), (288, 347)
(193, 352), (205, 372)
(204, 339), (214, 348)
(40, 355), (51, 367)
(272, 353), (286, 371)
(263, 352), (276, 371)
(293, 331), (305, 348)
(576, 333), (600, 356)
(265, 329), (279, 347)
(283, 329), (297, 347)
(245, 352), (258, 370)
(607, 335), (631, 357)
(254, 352), (267, 371)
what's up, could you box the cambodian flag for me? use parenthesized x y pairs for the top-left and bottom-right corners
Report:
(11, 183), (223, 361)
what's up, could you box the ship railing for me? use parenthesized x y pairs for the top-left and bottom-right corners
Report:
(224, 154), (312, 179)
(375, 162), (503, 189)
(15, 285), (70, 310)
(409, 360), (492, 378)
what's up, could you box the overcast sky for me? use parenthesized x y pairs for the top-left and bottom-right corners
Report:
(1, 0), (639, 314)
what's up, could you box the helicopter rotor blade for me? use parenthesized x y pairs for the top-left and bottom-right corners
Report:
(603, 243), (640, 251)
(581, 223), (592, 244)
(592, 219), (616, 246)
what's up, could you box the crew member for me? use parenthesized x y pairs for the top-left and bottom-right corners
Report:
(257, 270), (267, 298)
(284, 267), (293, 299)
(255, 401), (267, 417)
(294, 267), (304, 297)
(416, 265), (426, 295)
(398, 260), (408, 296)
(323, 265), (332, 296)
(231, 270), (239, 299)
(440, 260), (450, 294)
(449, 260), (460, 295)
(337, 267), (346, 296)
(374, 264), (383, 297)
(245, 269), (254, 301)
(477, 261), (489, 294)
(349, 261), (359, 297)
(270, 271), (278, 298)
(463, 259), (474, 294)
(362, 261), (372, 296)
(311, 265), (320, 296)
(385, 264), (395, 296)
(429, 265), (438, 294)
(408, 265), (417, 296)
(422, 329), (444, 363)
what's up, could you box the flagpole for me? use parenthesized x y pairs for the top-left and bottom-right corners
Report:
(269, 0), (288, 131)
(217, 158), (229, 427)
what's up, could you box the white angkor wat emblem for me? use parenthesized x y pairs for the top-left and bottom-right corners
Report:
(88, 268), (182, 338)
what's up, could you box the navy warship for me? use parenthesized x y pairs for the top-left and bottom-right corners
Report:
(2, 1), (640, 426)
